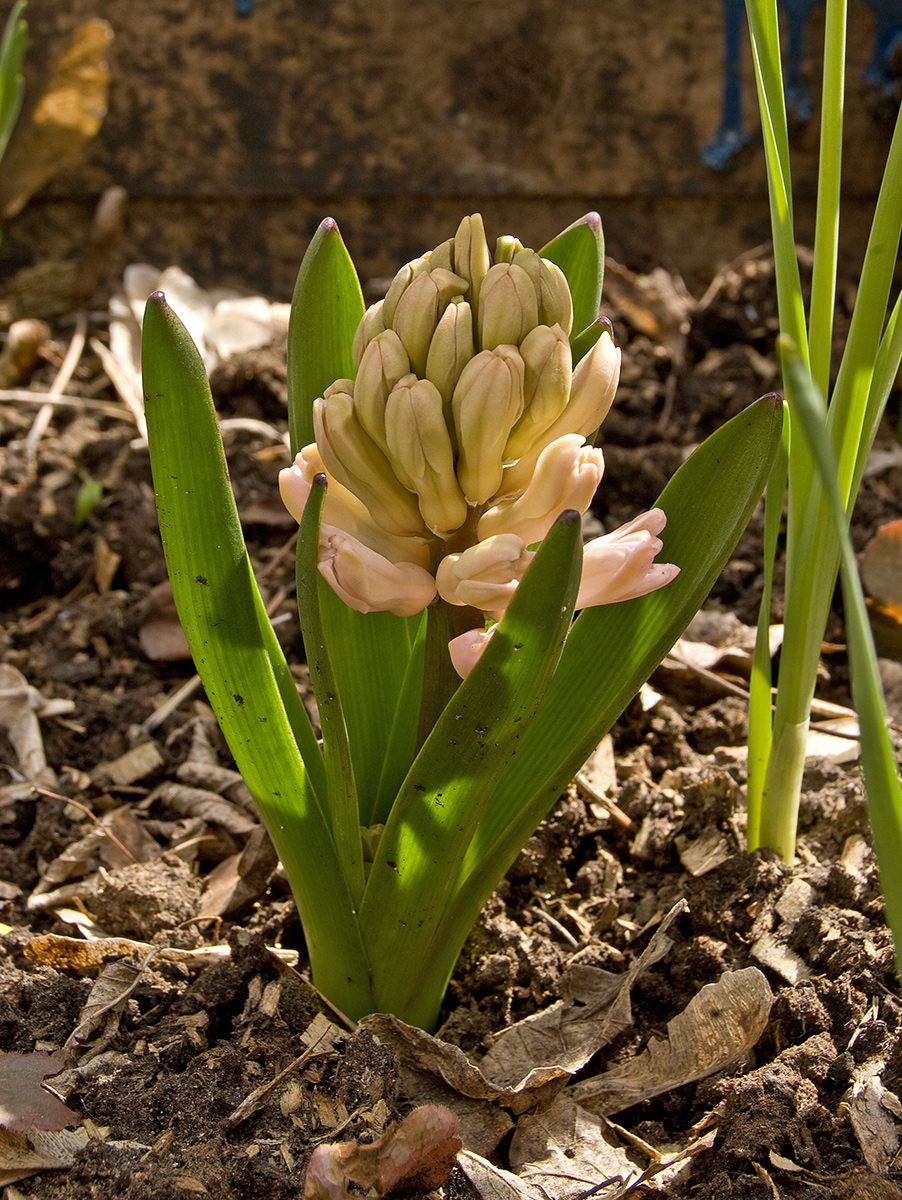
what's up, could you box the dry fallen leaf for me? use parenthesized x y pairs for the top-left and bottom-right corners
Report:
(0, 1053), (77, 1133)
(571, 967), (773, 1115)
(0, 19), (112, 220)
(304, 1105), (461, 1200)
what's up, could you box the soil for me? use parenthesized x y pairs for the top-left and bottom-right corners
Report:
(1, 244), (902, 1199)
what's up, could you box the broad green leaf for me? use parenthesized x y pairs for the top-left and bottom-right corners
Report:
(286, 217), (364, 454)
(360, 510), (584, 1027)
(540, 212), (605, 353)
(295, 474), (364, 904)
(142, 294), (375, 1015)
(435, 395), (783, 981)
(287, 218), (419, 819)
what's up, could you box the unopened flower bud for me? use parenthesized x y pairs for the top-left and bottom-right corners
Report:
(477, 434), (603, 545)
(452, 347), (525, 504)
(354, 329), (411, 453)
(352, 300), (386, 371)
(313, 387), (427, 538)
(385, 376), (468, 536)
(280, 445), (430, 568)
(381, 254), (431, 327)
(427, 238), (454, 271)
(391, 267), (469, 376)
(436, 534), (533, 614)
(494, 234), (524, 264)
(512, 248), (573, 334)
(452, 214), (491, 315)
(503, 323), (572, 463)
(424, 297), (475, 409)
(319, 528), (437, 617)
(576, 508), (679, 608)
(499, 329), (620, 496)
(563, 328), (621, 437)
(448, 623), (497, 679)
(477, 262), (539, 350)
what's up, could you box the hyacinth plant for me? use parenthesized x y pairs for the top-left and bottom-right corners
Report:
(0, 2), (26, 173)
(142, 213), (782, 1029)
(743, 0), (902, 960)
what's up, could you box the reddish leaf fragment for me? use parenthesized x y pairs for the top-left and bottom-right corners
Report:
(304, 1104), (461, 1200)
(0, 1052), (77, 1132)
(861, 520), (902, 610)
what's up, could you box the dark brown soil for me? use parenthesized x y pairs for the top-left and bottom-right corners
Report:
(1, 246), (901, 1199)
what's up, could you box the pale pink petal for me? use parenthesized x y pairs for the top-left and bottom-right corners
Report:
(576, 508), (679, 608)
(448, 624), (498, 679)
(435, 534), (533, 613)
(319, 529), (436, 617)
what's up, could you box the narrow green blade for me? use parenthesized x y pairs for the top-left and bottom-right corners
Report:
(781, 341), (902, 978)
(0, 0), (27, 162)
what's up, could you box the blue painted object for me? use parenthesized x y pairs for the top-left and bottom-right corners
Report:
(235, 0), (255, 15)
(703, 0), (902, 169)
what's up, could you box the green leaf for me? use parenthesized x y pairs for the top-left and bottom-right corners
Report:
(0, 1), (27, 163)
(287, 218), (420, 822)
(142, 293), (375, 1015)
(540, 212), (605, 354)
(779, 340), (902, 978)
(444, 394), (784, 953)
(359, 510), (584, 1027)
(286, 217), (365, 455)
(295, 473), (364, 904)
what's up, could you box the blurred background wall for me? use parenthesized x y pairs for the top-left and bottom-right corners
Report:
(1, 0), (899, 298)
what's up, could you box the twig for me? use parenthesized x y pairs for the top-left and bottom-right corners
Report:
(25, 312), (88, 456)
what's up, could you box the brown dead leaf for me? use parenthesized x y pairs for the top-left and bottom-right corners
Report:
(571, 967), (773, 1115)
(199, 825), (278, 917)
(509, 1096), (638, 1195)
(304, 1105), (461, 1200)
(478, 902), (684, 1086)
(0, 19), (113, 220)
(0, 1053), (77, 1132)
(138, 582), (191, 662)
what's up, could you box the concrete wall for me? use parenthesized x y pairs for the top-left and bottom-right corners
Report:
(1, 0), (897, 297)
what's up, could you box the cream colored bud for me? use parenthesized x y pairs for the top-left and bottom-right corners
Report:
(499, 330), (620, 496)
(427, 238), (454, 271)
(313, 388), (427, 538)
(452, 347), (525, 504)
(385, 377), (468, 537)
(563, 328), (621, 437)
(576, 509), (679, 609)
(424, 297), (475, 408)
(352, 300), (387, 371)
(512, 249), (573, 335)
(381, 254), (431, 327)
(319, 528), (437, 617)
(354, 329), (411, 453)
(477, 435), (603, 545)
(452, 214), (491, 315)
(477, 262), (539, 350)
(390, 267), (469, 376)
(435, 534), (533, 614)
(493, 235), (524, 264)
(279, 446), (431, 568)
(448, 623), (497, 679)
(503, 323), (572, 463)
